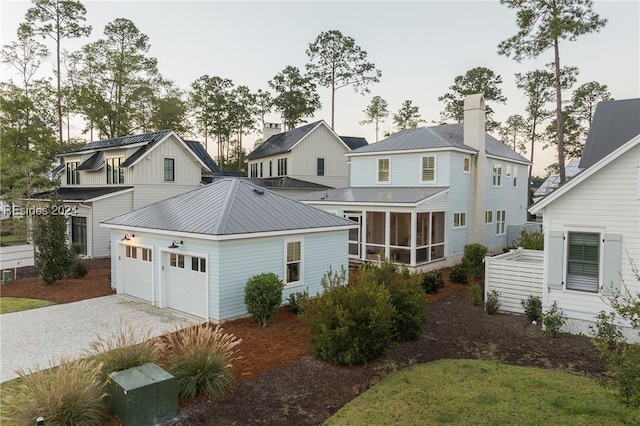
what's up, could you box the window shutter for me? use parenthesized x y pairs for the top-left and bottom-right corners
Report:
(547, 230), (564, 290)
(601, 233), (623, 297)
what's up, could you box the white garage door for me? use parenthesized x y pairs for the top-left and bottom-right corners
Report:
(164, 252), (208, 319)
(121, 245), (153, 302)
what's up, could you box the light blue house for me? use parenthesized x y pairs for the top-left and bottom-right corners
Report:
(101, 178), (356, 321)
(296, 95), (530, 270)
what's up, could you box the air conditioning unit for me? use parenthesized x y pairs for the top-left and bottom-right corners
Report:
(1, 270), (14, 283)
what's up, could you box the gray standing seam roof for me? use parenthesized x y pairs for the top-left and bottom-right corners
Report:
(70, 130), (173, 153)
(294, 187), (448, 204)
(340, 136), (368, 150)
(247, 121), (322, 160)
(184, 140), (223, 174)
(76, 151), (105, 171)
(102, 178), (355, 235)
(579, 99), (640, 169)
(31, 186), (133, 202)
(249, 177), (332, 190)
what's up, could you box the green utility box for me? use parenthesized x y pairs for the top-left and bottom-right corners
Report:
(105, 363), (178, 426)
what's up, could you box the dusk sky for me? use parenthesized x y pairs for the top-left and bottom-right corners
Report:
(1, 0), (638, 175)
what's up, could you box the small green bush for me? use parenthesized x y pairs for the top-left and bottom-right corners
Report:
(468, 284), (483, 306)
(485, 290), (500, 314)
(303, 267), (395, 365)
(521, 295), (542, 322)
(5, 357), (109, 426)
(286, 290), (309, 315)
(165, 324), (241, 399)
(517, 230), (544, 250)
(541, 301), (567, 337)
(462, 243), (488, 278)
(68, 260), (88, 279)
(448, 266), (468, 284)
(87, 321), (165, 382)
(421, 270), (444, 294)
(244, 272), (283, 327)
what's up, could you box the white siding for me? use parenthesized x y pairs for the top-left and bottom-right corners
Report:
(350, 152), (452, 187)
(132, 134), (201, 185)
(91, 192), (133, 257)
(446, 152), (470, 258)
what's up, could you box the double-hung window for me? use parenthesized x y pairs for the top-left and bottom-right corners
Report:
(566, 232), (599, 292)
(378, 158), (390, 183)
(496, 210), (506, 235)
(492, 162), (502, 187)
(421, 156), (435, 182)
(164, 158), (175, 182)
(278, 158), (287, 176)
(463, 157), (470, 173)
(285, 240), (301, 284)
(485, 211), (493, 224)
(512, 166), (518, 188)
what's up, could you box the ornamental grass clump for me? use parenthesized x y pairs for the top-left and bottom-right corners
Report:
(165, 324), (241, 399)
(87, 320), (165, 382)
(4, 357), (109, 426)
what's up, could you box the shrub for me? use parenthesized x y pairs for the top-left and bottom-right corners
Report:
(421, 270), (444, 294)
(485, 290), (500, 314)
(87, 321), (165, 382)
(541, 301), (567, 337)
(165, 324), (241, 399)
(244, 272), (283, 327)
(33, 202), (73, 285)
(468, 284), (483, 306)
(303, 267), (395, 365)
(461, 243), (488, 278)
(4, 357), (109, 426)
(517, 230), (544, 250)
(286, 290), (309, 315)
(448, 266), (468, 284)
(68, 260), (88, 279)
(520, 295), (542, 322)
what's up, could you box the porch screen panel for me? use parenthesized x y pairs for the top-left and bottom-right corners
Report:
(431, 212), (445, 260)
(366, 212), (385, 260)
(390, 212), (410, 264)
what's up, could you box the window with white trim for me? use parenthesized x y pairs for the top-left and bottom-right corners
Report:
(421, 156), (435, 182)
(512, 166), (518, 187)
(66, 161), (80, 185)
(285, 240), (301, 284)
(317, 158), (325, 176)
(277, 158), (287, 176)
(496, 210), (506, 235)
(164, 158), (175, 182)
(378, 158), (390, 183)
(566, 232), (599, 292)
(485, 211), (493, 224)
(506, 164), (512, 178)
(453, 212), (467, 228)
(170, 253), (184, 268)
(492, 162), (502, 187)
(463, 157), (470, 173)
(191, 256), (206, 273)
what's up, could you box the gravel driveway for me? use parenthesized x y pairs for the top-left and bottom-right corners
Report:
(1, 295), (201, 382)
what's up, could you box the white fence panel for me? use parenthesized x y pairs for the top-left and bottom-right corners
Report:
(0, 244), (35, 271)
(485, 249), (544, 314)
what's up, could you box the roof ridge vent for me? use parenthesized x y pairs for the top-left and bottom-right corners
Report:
(253, 188), (264, 195)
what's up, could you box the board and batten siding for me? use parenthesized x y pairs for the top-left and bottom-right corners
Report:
(131, 135), (201, 186)
(543, 144), (640, 326)
(289, 124), (350, 188)
(92, 192), (133, 257)
(485, 249), (544, 314)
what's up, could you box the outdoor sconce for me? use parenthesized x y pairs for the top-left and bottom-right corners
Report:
(121, 233), (134, 241)
(168, 240), (183, 249)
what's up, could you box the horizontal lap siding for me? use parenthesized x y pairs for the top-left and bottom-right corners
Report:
(299, 231), (349, 298)
(447, 152), (469, 258)
(485, 163), (528, 250)
(92, 192), (133, 257)
(486, 250), (544, 314)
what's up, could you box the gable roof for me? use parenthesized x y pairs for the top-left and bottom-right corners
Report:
(69, 130), (173, 153)
(247, 121), (323, 160)
(295, 187), (448, 205)
(184, 140), (223, 174)
(579, 98), (640, 169)
(348, 124), (529, 163)
(529, 133), (640, 214)
(102, 178), (355, 236)
(76, 151), (105, 171)
(340, 136), (368, 150)
(31, 186), (133, 202)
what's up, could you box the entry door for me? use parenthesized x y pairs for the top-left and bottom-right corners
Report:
(71, 216), (87, 255)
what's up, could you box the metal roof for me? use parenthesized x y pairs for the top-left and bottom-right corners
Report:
(70, 130), (173, 153)
(350, 124), (529, 163)
(533, 158), (583, 198)
(340, 136), (368, 150)
(76, 151), (104, 171)
(248, 121), (322, 160)
(31, 186), (133, 202)
(579, 98), (640, 169)
(295, 187), (448, 204)
(184, 140), (223, 174)
(102, 178), (355, 235)
(250, 177), (332, 190)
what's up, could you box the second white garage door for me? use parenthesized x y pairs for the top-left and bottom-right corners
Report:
(163, 252), (208, 319)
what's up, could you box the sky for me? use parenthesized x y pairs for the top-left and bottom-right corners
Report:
(1, 0), (639, 176)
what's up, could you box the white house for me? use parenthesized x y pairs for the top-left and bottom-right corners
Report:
(296, 95), (530, 270)
(31, 130), (222, 258)
(101, 178), (356, 322)
(529, 98), (640, 339)
(247, 120), (368, 194)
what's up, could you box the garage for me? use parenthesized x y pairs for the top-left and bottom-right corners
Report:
(120, 243), (153, 302)
(162, 251), (208, 319)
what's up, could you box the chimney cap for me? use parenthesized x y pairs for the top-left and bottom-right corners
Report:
(463, 94), (485, 111)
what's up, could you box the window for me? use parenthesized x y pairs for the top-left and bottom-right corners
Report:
(170, 253), (184, 268)
(567, 232), (599, 292)
(250, 163), (258, 178)
(71, 216), (87, 255)
(506, 164), (512, 178)
(421, 156), (435, 182)
(191, 256), (206, 273)
(260, 162), (263, 178)
(164, 158), (175, 182)
(378, 158), (390, 183)
(453, 212), (467, 228)
(512, 166), (518, 188)
(285, 241), (301, 284)
(277, 158), (287, 176)
(463, 157), (470, 173)
(141, 248), (151, 262)
(66, 161), (80, 185)
(485, 211), (493, 224)
(269, 160), (273, 177)
(492, 162), (502, 186)
(317, 158), (325, 176)
(496, 210), (506, 235)
(106, 157), (125, 184)
(126, 245), (137, 259)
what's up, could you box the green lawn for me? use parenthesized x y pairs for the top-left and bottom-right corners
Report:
(325, 359), (639, 425)
(0, 234), (27, 245)
(0, 297), (55, 314)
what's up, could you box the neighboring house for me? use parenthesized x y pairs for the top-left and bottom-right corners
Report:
(529, 98), (640, 339)
(101, 178), (356, 321)
(296, 95), (530, 270)
(31, 130), (222, 258)
(247, 120), (368, 191)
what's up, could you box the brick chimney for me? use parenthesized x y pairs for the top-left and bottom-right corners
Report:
(464, 94), (486, 245)
(263, 122), (282, 141)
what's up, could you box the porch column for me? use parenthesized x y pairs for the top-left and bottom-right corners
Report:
(384, 211), (390, 260)
(410, 211), (417, 266)
(361, 210), (367, 261)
